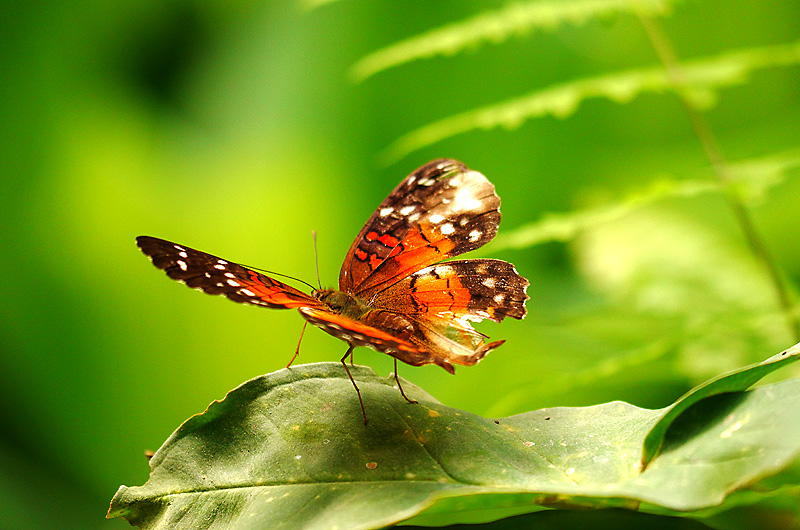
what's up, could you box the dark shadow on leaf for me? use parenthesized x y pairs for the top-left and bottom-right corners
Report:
(395, 508), (714, 529)
(660, 391), (748, 455)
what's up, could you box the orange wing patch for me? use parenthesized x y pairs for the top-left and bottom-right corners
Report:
(239, 270), (322, 309)
(339, 159), (501, 295)
(375, 259), (528, 323)
(354, 224), (457, 297)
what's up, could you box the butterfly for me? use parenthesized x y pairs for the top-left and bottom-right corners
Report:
(137, 159), (529, 423)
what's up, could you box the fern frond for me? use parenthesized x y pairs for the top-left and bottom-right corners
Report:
(381, 40), (800, 164)
(491, 180), (717, 251)
(350, 0), (677, 82)
(728, 148), (800, 202)
(301, 0), (343, 10)
(488, 148), (800, 252)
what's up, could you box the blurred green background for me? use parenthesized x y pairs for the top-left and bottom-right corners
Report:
(2, 0), (799, 528)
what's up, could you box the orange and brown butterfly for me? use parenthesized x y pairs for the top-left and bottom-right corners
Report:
(137, 159), (529, 423)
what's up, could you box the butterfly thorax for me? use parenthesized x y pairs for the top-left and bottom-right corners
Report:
(314, 289), (370, 320)
(314, 288), (415, 341)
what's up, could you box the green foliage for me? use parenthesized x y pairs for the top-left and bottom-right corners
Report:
(487, 148), (800, 251)
(379, 40), (800, 163)
(350, 0), (679, 82)
(108, 349), (800, 530)
(4, 0), (800, 529)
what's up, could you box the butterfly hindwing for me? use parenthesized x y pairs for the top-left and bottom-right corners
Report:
(376, 258), (529, 323)
(371, 259), (529, 373)
(136, 236), (321, 310)
(339, 159), (501, 297)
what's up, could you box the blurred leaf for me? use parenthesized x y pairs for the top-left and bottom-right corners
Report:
(489, 178), (717, 251)
(380, 39), (800, 163)
(109, 356), (800, 529)
(351, 0), (677, 82)
(728, 148), (800, 204)
(301, 0), (343, 11)
(490, 148), (800, 253)
(572, 206), (792, 376)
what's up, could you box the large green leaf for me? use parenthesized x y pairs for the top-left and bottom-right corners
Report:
(108, 347), (800, 530)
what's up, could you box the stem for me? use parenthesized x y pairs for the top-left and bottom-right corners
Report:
(637, 14), (800, 341)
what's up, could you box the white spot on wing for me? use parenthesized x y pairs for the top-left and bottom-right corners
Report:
(214, 264), (226, 270)
(173, 245), (185, 251)
(178, 251), (188, 258)
(493, 293), (505, 303)
(428, 214), (445, 224)
(240, 289), (255, 296)
(483, 277), (496, 288)
(454, 190), (484, 212)
(399, 205), (416, 215)
(176, 260), (188, 271)
(217, 259), (228, 265)
(380, 207), (394, 217)
(469, 229), (482, 242)
(224, 272), (236, 278)
(435, 265), (454, 276)
(441, 223), (455, 235)
(227, 279), (241, 287)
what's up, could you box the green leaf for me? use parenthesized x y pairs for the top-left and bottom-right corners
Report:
(350, 0), (677, 82)
(108, 353), (800, 530)
(379, 40), (800, 163)
(486, 147), (800, 254)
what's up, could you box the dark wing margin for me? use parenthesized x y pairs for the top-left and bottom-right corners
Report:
(339, 159), (502, 297)
(136, 236), (321, 309)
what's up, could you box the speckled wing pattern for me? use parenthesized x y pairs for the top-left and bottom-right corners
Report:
(333, 159), (529, 373)
(340, 159), (502, 297)
(136, 236), (323, 310)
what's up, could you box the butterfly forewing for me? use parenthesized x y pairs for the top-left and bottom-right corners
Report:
(136, 236), (321, 310)
(339, 159), (501, 297)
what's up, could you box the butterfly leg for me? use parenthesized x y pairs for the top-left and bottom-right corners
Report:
(286, 321), (309, 368)
(341, 345), (367, 425)
(393, 358), (418, 404)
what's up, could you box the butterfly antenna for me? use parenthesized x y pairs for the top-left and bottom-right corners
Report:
(312, 230), (322, 290)
(242, 265), (318, 292)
